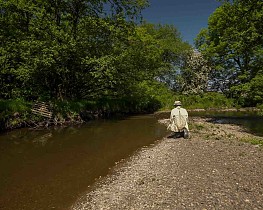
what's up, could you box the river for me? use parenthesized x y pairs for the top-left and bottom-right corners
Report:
(0, 113), (262, 210)
(0, 115), (167, 210)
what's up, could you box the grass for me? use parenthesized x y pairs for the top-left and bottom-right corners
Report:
(240, 137), (263, 147)
(0, 99), (42, 131)
(190, 123), (205, 131)
(0, 99), (31, 113)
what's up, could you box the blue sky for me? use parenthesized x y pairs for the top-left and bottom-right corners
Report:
(142, 0), (221, 46)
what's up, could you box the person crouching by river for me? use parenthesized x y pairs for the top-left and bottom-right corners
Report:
(167, 100), (190, 139)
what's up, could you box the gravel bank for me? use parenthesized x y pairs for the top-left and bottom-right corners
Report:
(71, 117), (263, 210)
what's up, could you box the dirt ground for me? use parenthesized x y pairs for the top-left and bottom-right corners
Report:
(71, 117), (263, 210)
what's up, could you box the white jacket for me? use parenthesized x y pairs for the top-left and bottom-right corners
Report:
(168, 106), (189, 132)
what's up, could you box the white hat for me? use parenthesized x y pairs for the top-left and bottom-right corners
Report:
(174, 100), (182, 106)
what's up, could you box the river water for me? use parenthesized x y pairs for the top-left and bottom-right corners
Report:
(0, 113), (262, 210)
(0, 115), (168, 210)
(190, 111), (263, 137)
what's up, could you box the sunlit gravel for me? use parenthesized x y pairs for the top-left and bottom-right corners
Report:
(72, 118), (263, 210)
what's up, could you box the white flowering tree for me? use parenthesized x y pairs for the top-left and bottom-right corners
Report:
(177, 50), (212, 94)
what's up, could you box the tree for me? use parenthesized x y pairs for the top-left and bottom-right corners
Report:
(177, 50), (212, 94)
(0, 0), (150, 100)
(195, 0), (263, 106)
(1, 0), (197, 112)
(139, 23), (192, 90)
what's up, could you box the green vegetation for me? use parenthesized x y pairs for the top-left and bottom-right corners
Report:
(189, 123), (205, 132)
(195, 0), (263, 107)
(0, 0), (191, 129)
(240, 137), (263, 147)
(0, 4), (187, 99)
(0, 0), (262, 131)
(168, 92), (235, 110)
(0, 99), (32, 131)
(0, 99), (31, 113)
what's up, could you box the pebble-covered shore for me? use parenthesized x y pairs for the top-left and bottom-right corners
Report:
(72, 117), (263, 210)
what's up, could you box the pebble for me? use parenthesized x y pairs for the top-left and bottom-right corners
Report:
(71, 118), (263, 210)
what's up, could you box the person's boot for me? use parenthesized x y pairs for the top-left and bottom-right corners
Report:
(183, 128), (189, 139)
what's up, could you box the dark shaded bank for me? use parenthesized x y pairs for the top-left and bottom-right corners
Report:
(0, 98), (161, 133)
(1, 98), (262, 133)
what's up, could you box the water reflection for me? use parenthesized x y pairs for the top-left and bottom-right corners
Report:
(0, 115), (167, 210)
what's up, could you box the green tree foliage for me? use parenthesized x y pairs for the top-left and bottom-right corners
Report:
(0, 0), (152, 100)
(175, 92), (234, 109)
(140, 23), (192, 89)
(195, 0), (263, 106)
(1, 0), (192, 114)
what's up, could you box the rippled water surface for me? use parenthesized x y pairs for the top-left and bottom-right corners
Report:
(0, 115), (168, 210)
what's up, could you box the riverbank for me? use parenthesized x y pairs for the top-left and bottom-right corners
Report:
(0, 98), (159, 133)
(2, 103), (262, 134)
(71, 117), (263, 210)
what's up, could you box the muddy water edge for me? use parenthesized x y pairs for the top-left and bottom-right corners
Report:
(0, 115), (168, 210)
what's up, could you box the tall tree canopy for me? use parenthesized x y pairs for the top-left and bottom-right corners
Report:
(140, 23), (192, 91)
(0, 0), (149, 100)
(195, 0), (263, 106)
(0, 0), (192, 112)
